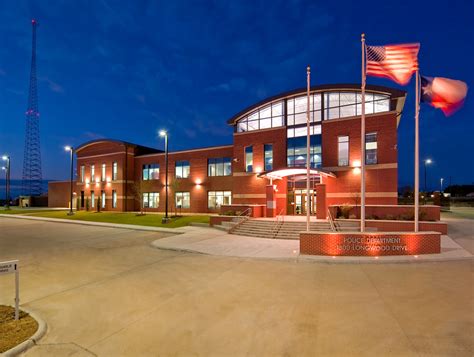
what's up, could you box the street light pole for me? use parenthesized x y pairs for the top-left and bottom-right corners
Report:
(440, 178), (444, 192)
(424, 159), (432, 192)
(159, 131), (169, 223)
(65, 146), (74, 215)
(2, 155), (10, 209)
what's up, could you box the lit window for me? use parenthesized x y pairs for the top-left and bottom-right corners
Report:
(101, 163), (106, 182)
(143, 164), (159, 180)
(338, 136), (349, 166)
(236, 101), (285, 132)
(175, 192), (190, 209)
(112, 162), (118, 181)
(366, 132), (378, 165)
(80, 165), (85, 183)
(143, 192), (159, 208)
(208, 191), (232, 209)
(264, 144), (273, 171)
(91, 191), (95, 208)
(101, 190), (106, 208)
(245, 146), (253, 172)
(208, 158), (231, 176)
(112, 190), (117, 208)
(175, 161), (190, 178)
(91, 164), (95, 182)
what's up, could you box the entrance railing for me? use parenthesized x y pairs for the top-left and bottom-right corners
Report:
(271, 208), (285, 238)
(228, 207), (252, 233)
(327, 208), (337, 232)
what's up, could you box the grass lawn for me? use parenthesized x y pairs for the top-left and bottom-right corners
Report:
(6, 210), (210, 228)
(441, 207), (474, 220)
(0, 305), (38, 353)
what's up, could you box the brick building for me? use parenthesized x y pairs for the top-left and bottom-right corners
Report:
(49, 84), (406, 217)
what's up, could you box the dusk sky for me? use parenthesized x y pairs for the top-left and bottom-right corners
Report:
(0, 0), (472, 189)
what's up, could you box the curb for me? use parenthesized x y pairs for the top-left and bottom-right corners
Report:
(1, 306), (47, 357)
(0, 214), (187, 234)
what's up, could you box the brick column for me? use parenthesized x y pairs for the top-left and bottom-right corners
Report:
(316, 184), (327, 219)
(266, 185), (276, 217)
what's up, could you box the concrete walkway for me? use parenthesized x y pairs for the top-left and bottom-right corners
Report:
(151, 226), (472, 263)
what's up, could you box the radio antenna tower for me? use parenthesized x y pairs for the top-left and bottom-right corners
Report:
(22, 19), (43, 196)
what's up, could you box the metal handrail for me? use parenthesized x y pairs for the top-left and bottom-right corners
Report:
(327, 208), (337, 232)
(271, 208), (285, 238)
(228, 208), (252, 233)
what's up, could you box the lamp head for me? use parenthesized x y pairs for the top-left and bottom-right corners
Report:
(159, 130), (167, 137)
(425, 159), (432, 164)
(64, 146), (72, 152)
(1, 155), (8, 161)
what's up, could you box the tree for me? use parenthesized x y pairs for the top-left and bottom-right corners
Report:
(131, 181), (148, 215)
(170, 178), (181, 217)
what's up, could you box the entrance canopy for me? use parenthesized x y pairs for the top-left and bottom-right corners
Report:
(258, 168), (335, 181)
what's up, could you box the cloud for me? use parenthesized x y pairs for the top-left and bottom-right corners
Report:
(39, 77), (64, 93)
(84, 131), (105, 140)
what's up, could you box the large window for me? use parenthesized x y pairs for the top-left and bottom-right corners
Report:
(175, 161), (190, 178)
(264, 144), (273, 171)
(208, 191), (232, 209)
(112, 162), (118, 180)
(338, 136), (349, 166)
(245, 146), (253, 172)
(101, 163), (106, 182)
(287, 93), (322, 126)
(112, 190), (117, 208)
(143, 164), (159, 180)
(91, 164), (95, 182)
(287, 136), (322, 168)
(208, 158), (232, 176)
(366, 132), (378, 165)
(143, 192), (159, 208)
(101, 190), (106, 208)
(80, 165), (85, 183)
(236, 101), (284, 132)
(175, 192), (190, 209)
(91, 191), (95, 208)
(325, 91), (390, 120)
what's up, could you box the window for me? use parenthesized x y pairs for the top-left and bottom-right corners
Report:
(175, 192), (190, 209)
(325, 91), (390, 120)
(366, 132), (378, 165)
(175, 161), (190, 178)
(91, 191), (95, 208)
(101, 190), (106, 208)
(112, 190), (117, 208)
(287, 136), (322, 168)
(101, 163), (106, 182)
(245, 146), (253, 172)
(287, 93), (322, 126)
(236, 101), (285, 132)
(143, 192), (159, 208)
(143, 164), (160, 180)
(208, 158), (232, 177)
(338, 136), (349, 166)
(264, 144), (273, 171)
(91, 164), (95, 182)
(208, 191), (232, 209)
(80, 165), (85, 183)
(112, 162), (118, 180)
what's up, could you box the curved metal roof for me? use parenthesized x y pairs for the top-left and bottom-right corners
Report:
(75, 139), (161, 154)
(227, 83), (406, 125)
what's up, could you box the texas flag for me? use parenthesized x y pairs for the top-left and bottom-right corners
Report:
(421, 76), (468, 116)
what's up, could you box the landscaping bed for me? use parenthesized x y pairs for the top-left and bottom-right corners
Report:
(0, 305), (38, 353)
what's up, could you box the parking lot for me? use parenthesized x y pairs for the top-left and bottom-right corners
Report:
(0, 217), (472, 356)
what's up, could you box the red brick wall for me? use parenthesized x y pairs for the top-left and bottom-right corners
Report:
(48, 181), (76, 208)
(300, 231), (441, 256)
(329, 205), (441, 221)
(365, 220), (447, 235)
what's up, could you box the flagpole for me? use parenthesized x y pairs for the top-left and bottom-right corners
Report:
(360, 33), (366, 233)
(414, 70), (420, 232)
(306, 65), (311, 232)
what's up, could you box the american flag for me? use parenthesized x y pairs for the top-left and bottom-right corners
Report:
(366, 43), (420, 86)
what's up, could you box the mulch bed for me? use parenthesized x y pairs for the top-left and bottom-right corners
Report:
(0, 305), (38, 353)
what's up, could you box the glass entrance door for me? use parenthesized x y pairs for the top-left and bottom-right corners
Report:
(290, 189), (316, 215)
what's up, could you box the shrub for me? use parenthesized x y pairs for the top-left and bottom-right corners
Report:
(85, 197), (90, 211)
(339, 204), (353, 219)
(349, 214), (356, 219)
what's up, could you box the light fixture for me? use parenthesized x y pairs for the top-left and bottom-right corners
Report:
(195, 179), (202, 185)
(1, 155), (8, 161)
(159, 130), (167, 137)
(64, 145), (72, 152)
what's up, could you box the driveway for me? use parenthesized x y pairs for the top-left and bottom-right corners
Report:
(0, 217), (472, 356)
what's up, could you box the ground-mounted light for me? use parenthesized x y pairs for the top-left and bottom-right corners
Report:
(255, 166), (263, 174)
(352, 160), (361, 175)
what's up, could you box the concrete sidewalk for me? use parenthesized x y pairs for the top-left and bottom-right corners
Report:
(151, 226), (473, 263)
